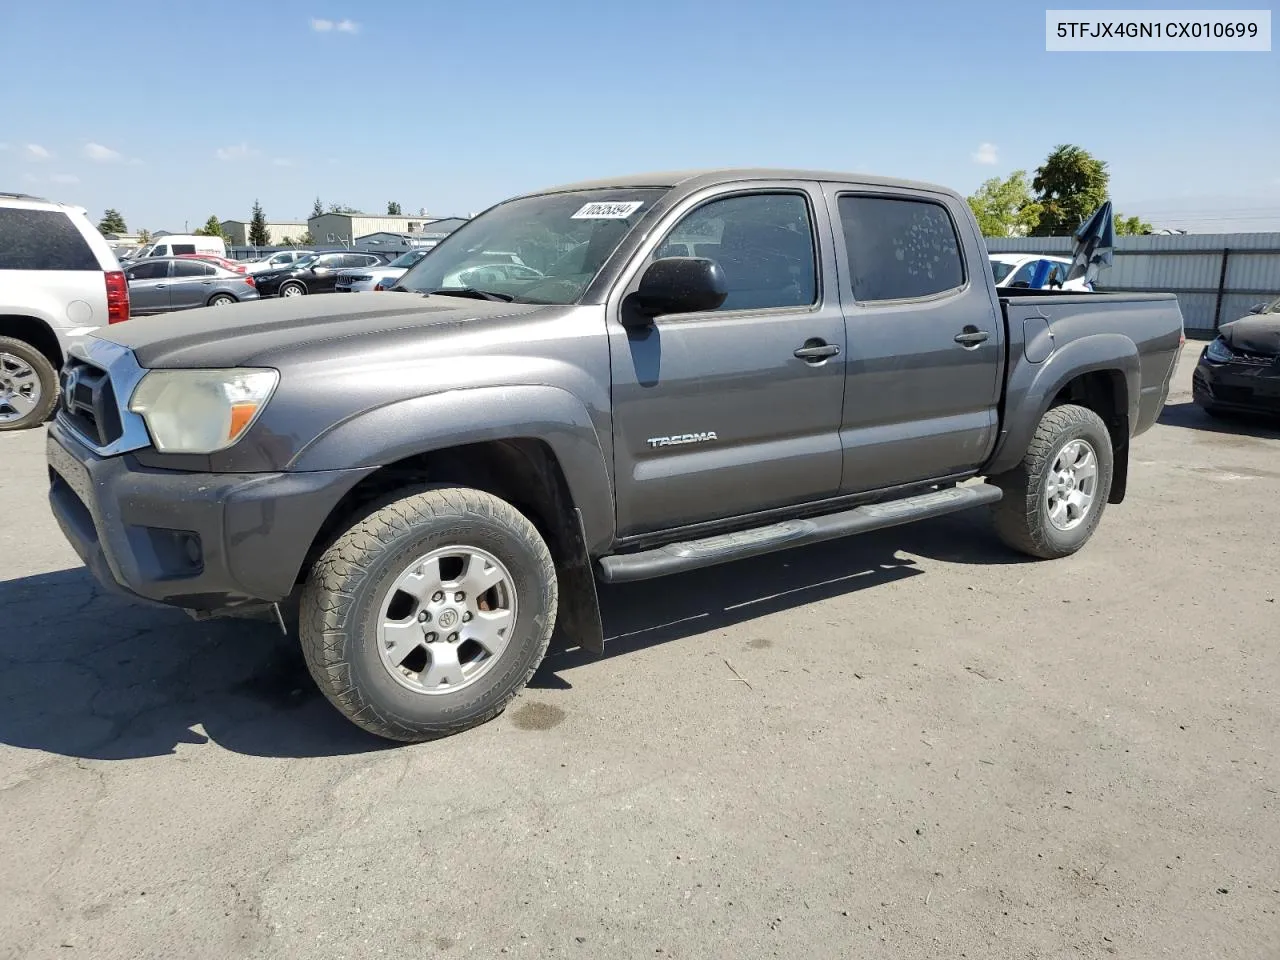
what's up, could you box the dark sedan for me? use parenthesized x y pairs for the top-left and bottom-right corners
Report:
(253, 250), (390, 298)
(1192, 298), (1280, 418)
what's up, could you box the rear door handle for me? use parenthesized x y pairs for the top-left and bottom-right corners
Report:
(155, 284), (167, 289)
(954, 328), (990, 347)
(794, 340), (841, 362)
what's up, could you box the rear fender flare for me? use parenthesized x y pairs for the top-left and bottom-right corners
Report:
(987, 333), (1140, 476)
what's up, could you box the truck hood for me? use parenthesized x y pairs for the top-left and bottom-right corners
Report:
(1219, 314), (1280, 356)
(101, 293), (551, 368)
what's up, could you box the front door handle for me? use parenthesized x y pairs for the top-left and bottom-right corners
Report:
(794, 340), (841, 362)
(155, 284), (167, 289)
(954, 327), (990, 347)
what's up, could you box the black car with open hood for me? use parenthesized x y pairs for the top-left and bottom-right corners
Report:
(1192, 298), (1280, 418)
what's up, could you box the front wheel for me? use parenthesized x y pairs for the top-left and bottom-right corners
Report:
(279, 282), (305, 298)
(299, 486), (558, 742)
(990, 403), (1114, 560)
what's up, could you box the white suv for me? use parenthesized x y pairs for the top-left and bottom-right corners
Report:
(0, 192), (128, 430)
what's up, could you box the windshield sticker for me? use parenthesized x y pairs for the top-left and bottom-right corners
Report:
(571, 200), (645, 220)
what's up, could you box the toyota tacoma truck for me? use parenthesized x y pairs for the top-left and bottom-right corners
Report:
(46, 169), (1185, 742)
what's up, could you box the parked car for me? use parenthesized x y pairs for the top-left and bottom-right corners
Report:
(253, 250), (390, 298)
(135, 234), (227, 259)
(990, 254), (1091, 292)
(243, 249), (315, 274)
(335, 249), (433, 292)
(0, 191), (128, 430)
(1192, 296), (1280, 418)
(175, 253), (248, 274)
(123, 257), (258, 315)
(46, 167), (1184, 743)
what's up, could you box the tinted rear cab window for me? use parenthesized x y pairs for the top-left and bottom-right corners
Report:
(0, 207), (99, 271)
(837, 196), (965, 301)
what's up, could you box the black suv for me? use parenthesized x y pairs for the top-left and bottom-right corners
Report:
(254, 250), (389, 298)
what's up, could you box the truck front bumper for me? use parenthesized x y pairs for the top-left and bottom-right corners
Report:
(46, 420), (375, 613)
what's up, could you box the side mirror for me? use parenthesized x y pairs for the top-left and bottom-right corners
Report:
(624, 257), (728, 327)
(1249, 302), (1266, 314)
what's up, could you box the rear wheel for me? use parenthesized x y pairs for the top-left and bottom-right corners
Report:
(0, 337), (58, 432)
(208, 293), (236, 307)
(299, 486), (558, 742)
(990, 403), (1114, 559)
(280, 282), (305, 298)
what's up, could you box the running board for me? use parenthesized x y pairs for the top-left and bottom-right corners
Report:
(598, 483), (1003, 584)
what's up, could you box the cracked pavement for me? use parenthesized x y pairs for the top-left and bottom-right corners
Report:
(2, 342), (1278, 959)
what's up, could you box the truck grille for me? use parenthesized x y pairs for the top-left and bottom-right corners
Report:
(58, 358), (123, 447)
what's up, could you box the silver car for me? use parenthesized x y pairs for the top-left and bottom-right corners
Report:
(123, 257), (260, 315)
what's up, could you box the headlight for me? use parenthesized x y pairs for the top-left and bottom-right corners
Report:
(1205, 337), (1235, 363)
(128, 368), (279, 454)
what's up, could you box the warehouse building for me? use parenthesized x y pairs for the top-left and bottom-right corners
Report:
(307, 213), (451, 247)
(220, 219), (308, 246)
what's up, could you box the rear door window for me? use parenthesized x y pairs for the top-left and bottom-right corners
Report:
(0, 208), (99, 270)
(837, 196), (966, 301)
(171, 244), (197, 256)
(173, 260), (214, 277)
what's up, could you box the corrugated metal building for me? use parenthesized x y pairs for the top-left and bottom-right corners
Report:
(220, 220), (308, 245)
(986, 233), (1280, 336)
(308, 213), (444, 246)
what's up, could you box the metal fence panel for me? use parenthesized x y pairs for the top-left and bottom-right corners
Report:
(984, 232), (1280, 336)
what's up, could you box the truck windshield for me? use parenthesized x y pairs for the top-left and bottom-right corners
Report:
(990, 260), (1017, 284)
(396, 188), (667, 304)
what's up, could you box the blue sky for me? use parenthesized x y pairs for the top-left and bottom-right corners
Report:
(1, 0), (1276, 233)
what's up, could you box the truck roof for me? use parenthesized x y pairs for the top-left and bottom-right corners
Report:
(525, 168), (962, 201)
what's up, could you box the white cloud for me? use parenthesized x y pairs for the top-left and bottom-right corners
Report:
(83, 142), (123, 162)
(50, 173), (79, 184)
(215, 142), (256, 161)
(272, 157), (295, 167)
(25, 143), (52, 161)
(311, 17), (359, 33)
(971, 142), (999, 165)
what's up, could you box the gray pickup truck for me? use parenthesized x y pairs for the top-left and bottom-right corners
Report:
(46, 168), (1184, 742)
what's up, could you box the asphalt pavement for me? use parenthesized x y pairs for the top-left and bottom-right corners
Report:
(1, 340), (1277, 959)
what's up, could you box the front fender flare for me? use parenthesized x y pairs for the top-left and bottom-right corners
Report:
(986, 333), (1140, 476)
(287, 384), (616, 553)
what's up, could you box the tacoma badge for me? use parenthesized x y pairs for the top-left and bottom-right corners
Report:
(647, 431), (719, 448)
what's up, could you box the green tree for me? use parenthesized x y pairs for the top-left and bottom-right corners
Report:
(312, 196), (324, 218)
(248, 200), (270, 246)
(1031, 144), (1110, 236)
(279, 232), (314, 246)
(1115, 213), (1153, 236)
(967, 170), (1043, 237)
(97, 208), (127, 235)
(387, 201), (402, 215)
(326, 202), (360, 214)
(194, 215), (224, 238)
(136, 228), (152, 244)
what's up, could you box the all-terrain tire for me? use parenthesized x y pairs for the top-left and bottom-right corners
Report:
(990, 403), (1114, 560)
(0, 336), (59, 431)
(298, 486), (557, 742)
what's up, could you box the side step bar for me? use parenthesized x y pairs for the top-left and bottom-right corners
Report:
(598, 482), (1003, 584)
